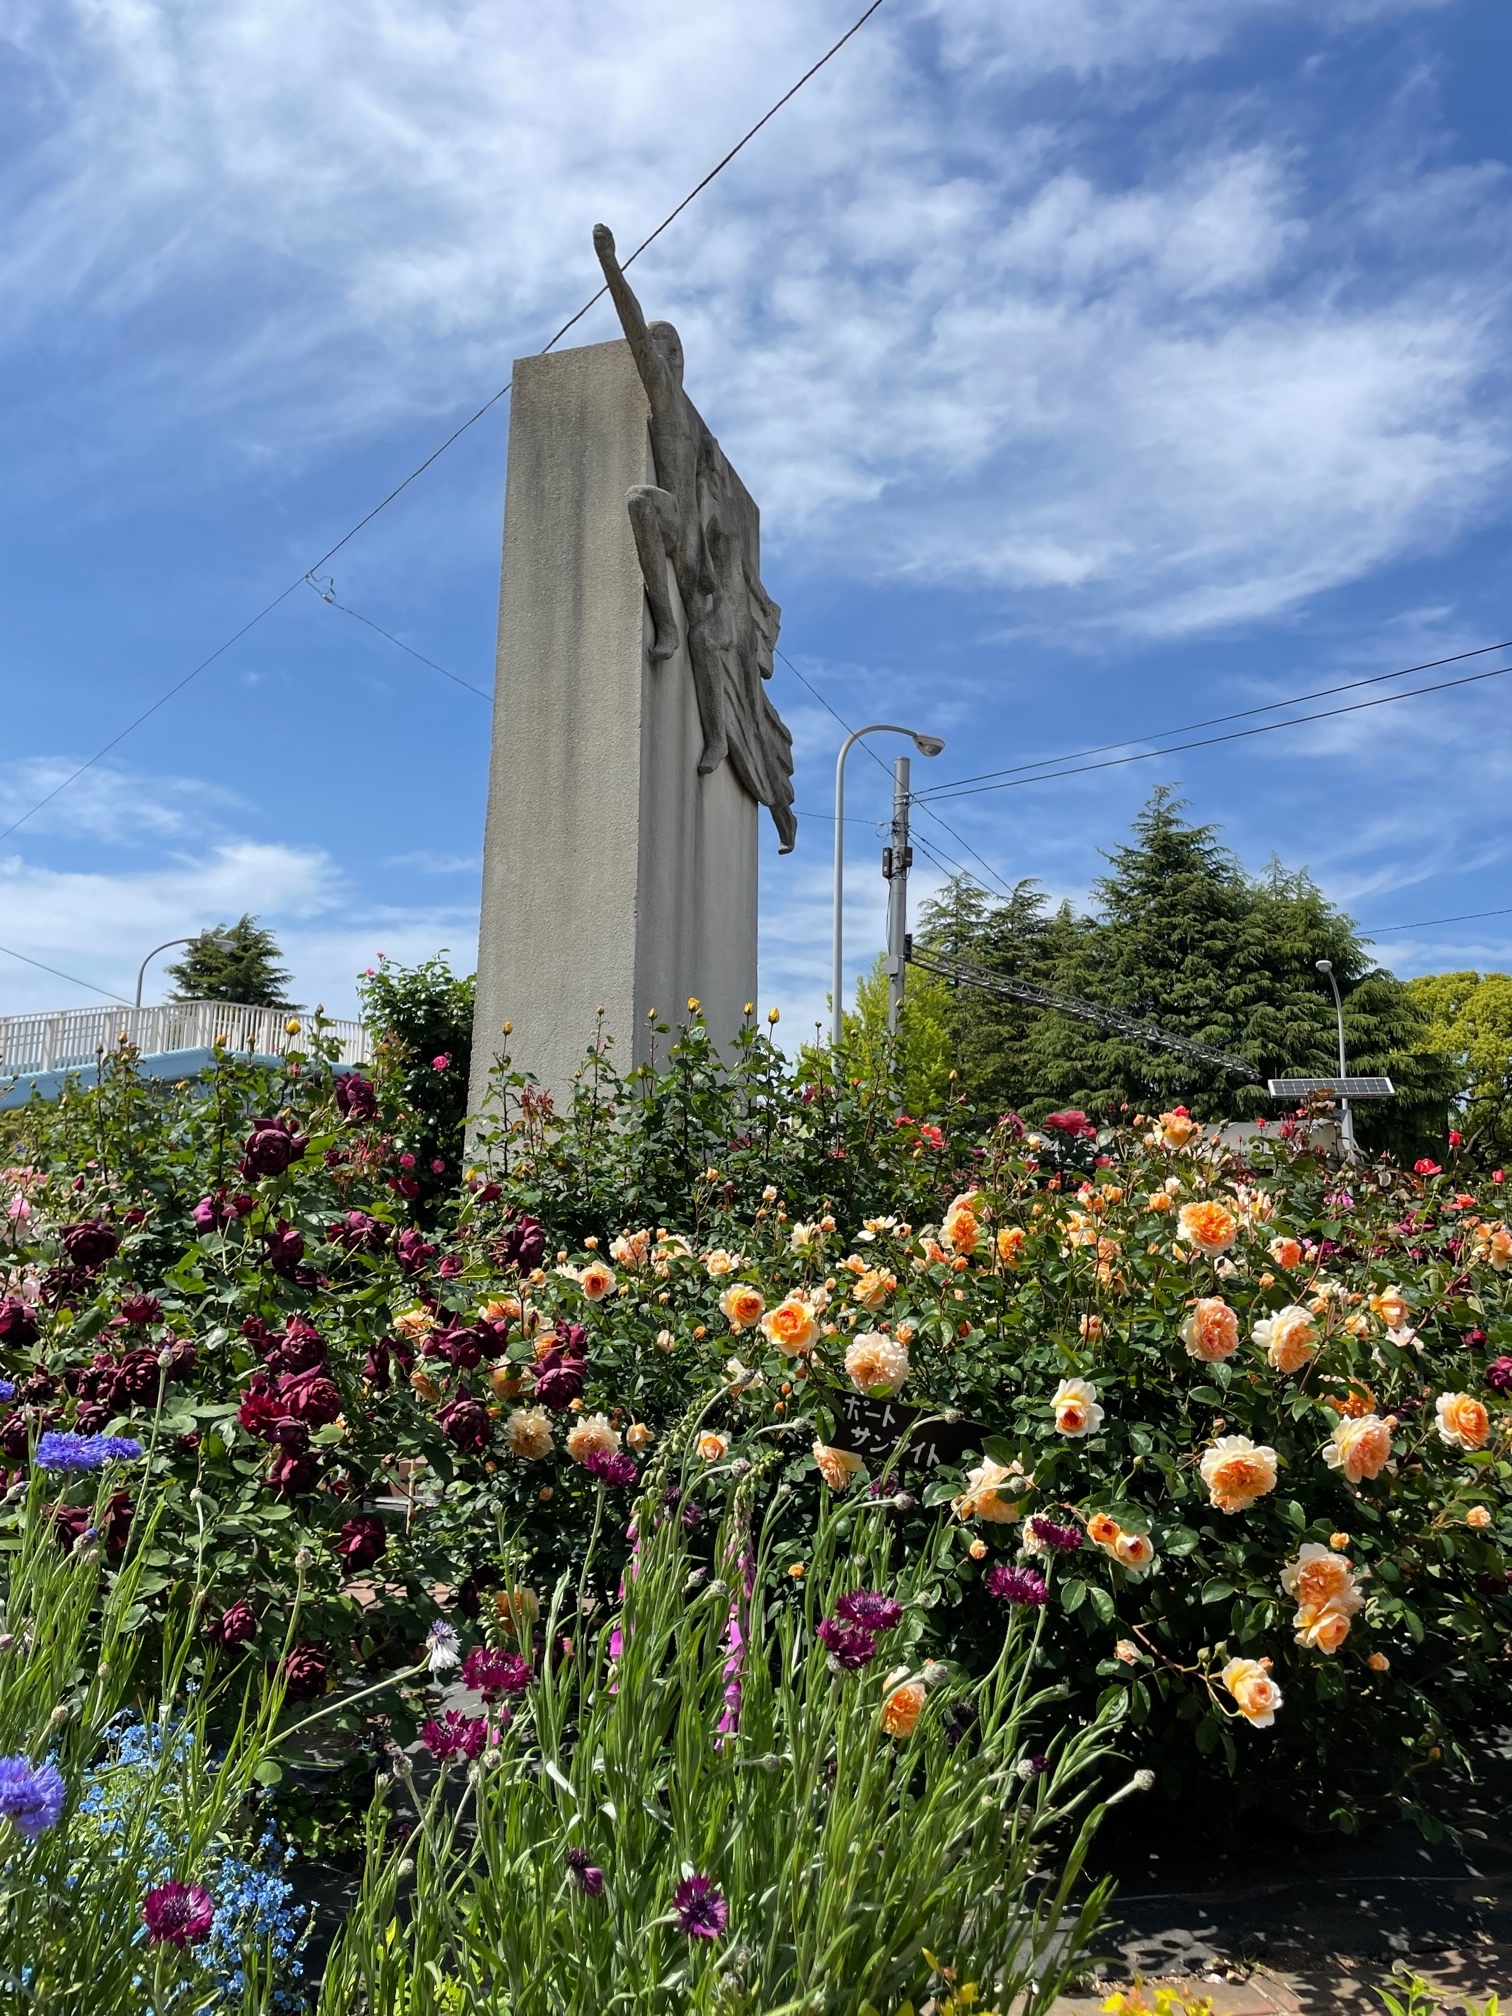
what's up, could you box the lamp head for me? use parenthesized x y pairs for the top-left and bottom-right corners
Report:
(912, 734), (946, 758)
(1315, 958), (1333, 974)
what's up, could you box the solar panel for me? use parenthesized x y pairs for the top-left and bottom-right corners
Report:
(1267, 1076), (1396, 1100)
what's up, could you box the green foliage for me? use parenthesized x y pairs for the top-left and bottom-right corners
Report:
(357, 953), (476, 1208)
(318, 1440), (1122, 2016)
(917, 790), (1457, 1157)
(1407, 970), (1512, 1165)
(831, 954), (957, 1117)
(165, 915), (294, 1009)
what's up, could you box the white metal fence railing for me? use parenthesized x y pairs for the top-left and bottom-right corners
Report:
(0, 1001), (371, 1077)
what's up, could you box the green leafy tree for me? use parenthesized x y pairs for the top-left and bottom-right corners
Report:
(917, 790), (1455, 1155)
(836, 953), (956, 1115)
(165, 915), (294, 1008)
(1407, 970), (1512, 1164)
(357, 952), (476, 1209)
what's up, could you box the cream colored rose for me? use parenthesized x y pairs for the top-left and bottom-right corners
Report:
(1323, 1412), (1394, 1483)
(845, 1331), (910, 1397)
(1221, 1655), (1282, 1727)
(625, 1421), (654, 1452)
(703, 1249), (739, 1277)
(565, 1414), (620, 1464)
(1114, 1531), (1156, 1573)
(1435, 1391), (1490, 1450)
(812, 1440), (865, 1491)
(719, 1283), (766, 1332)
(1467, 1504), (1493, 1529)
(953, 1456), (1026, 1524)
(1280, 1543), (1354, 1610)
(1199, 1435), (1279, 1514)
(1052, 1377), (1104, 1438)
(789, 1222), (822, 1253)
(504, 1406), (554, 1461)
(761, 1297), (818, 1358)
(1252, 1304), (1319, 1375)
(1178, 1200), (1237, 1255)
(579, 1260), (616, 1302)
(1181, 1297), (1239, 1362)
(1079, 1314), (1104, 1342)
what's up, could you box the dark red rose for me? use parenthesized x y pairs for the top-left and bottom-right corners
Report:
(554, 1322), (587, 1358)
(0, 1299), (39, 1348)
(264, 1222), (306, 1279)
(457, 1575), (484, 1618)
(241, 1317), (273, 1348)
(123, 1209), (146, 1228)
(396, 1176), (421, 1199)
(279, 1643), (328, 1702)
(327, 1210), (388, 1254)
(1487, 1357), (1512, 1394)
(433, 1323), (485, 1370)
(207, 1598), (258, 1649)
(269, 1449), (321, 1497)
(0, 1414), (33, 1460)
(334, 1073), (379, 1121)
(109, 1350), (163, 1407)
(241, 1118), (307, 1181)
(237, 1390), (284, 1440)
(334, 1514), (387, 1571)
(436, 1392), (492, 1454)
(20, 1371), (59, 1404)
(73, 1402), (111, 1435)
(278, 1370), (341, 1427)
(396, 1229), (436, 1275)
(494, 1216), (545, 1273)
(264, 1316), (326, 1376)
(475, 1182), (501, 1206)
(117, 1294), (163, 1329)
(437, 1254), (463, 1279)
(54, 1489), (133, 1553)
(61, 1219), (119, 1267)
(161, 1339), (196, 1381)
(532, 1357), (585, 1412)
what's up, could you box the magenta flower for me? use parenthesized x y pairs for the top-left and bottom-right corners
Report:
(206, 1599), (258, 1650)
(1028, 1516), (1084, 1554)
(421, 1710), (487, 1762)
(240, 1118), (307, 1180)
(583, 1448), (638, 1488)
(432, 1054), (451, 1072)
(985, 1565), (1048, 1606)
(396, 1228), (437, 1275)
(672, 1874), (728, 1939)
(61, 1219), (119, 1267)
(142, 1882), (215, 1946)
(279, 1643), (328, 1702)
(834, 1589), (903, 1631)
(566, 1846), (605, 1896)
(462, 1647), (532, 1701)
(816, 1617), (877, 1670)
(1486, 1358), (1512, 1394)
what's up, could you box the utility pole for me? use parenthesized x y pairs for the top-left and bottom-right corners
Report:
(1316, 958), (1357, 1158)
(882, 756), (912, 1035)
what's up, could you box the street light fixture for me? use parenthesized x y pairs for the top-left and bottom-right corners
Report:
(135, 933), (234, 1009)
(1315, 958), (1357, 1157)
(831, 724), (946, 1047)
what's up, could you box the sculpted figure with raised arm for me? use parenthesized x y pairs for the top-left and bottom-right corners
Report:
(593, 223), (797, 854)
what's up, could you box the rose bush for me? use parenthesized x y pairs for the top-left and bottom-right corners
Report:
(1, 1012), (1508, 1841)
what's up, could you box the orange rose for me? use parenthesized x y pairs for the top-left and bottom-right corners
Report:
(1294, 1602), (1356, 1655)
(953, 1457), (1027, 1524)
(1268, 1236), (1303, 1270)
(942, 1193), (980, 1257)
(1052, 1378), (1104, 1437)
(1180, 1297), (1239, 1362)
(1221, 1655), (1282, 1727)
(1280, 1543), (1354, 1611)
(761, 1298), (818, 1357)
(1159, 1109), (1200, 1150)
(1199, 1435), (1279, 1515)
(1323, 1413), (1394, 1483)
(851, 1267), (896, 1310)
(697, 1431), (730, 1464)
(1178, 1200), (1238, 1255)
(1466, 1504), (1493, 1529)
(996, 1226), (1026, 1267)
(1253, 1304), (1320, 1375)
(719, 1283), (766, 1332)
(1435, 1391), (1490, 1450)
(579, 1260), (616, 1302)
(1086, 1511), (1123, 1550)
(881, 1680), (926, 1738)
(812, 1441), (865, 1491)
(1370, 1285), (1409, 1329)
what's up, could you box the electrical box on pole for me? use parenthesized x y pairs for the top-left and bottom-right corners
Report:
(884, 755), (912, 1035)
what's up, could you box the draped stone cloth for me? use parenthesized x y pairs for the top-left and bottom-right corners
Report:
(593, 224), (797, 853)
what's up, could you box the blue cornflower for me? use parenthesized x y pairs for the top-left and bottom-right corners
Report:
(0, 1380), (15, 1403)
(33, 1431), (143, 1472)
(0, 1755), (66, 1838)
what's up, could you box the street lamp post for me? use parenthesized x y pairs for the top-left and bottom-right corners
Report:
(1315, 958), (1357, 1157)
(135, 934), (231, 1009)
(832, 724), (945, 1048)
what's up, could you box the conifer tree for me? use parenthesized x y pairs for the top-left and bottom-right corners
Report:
(165, 916), (294, 1009)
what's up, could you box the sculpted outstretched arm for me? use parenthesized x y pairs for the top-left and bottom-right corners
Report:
(593, 224), (664, 397)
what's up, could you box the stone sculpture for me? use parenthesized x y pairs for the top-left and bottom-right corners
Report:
(593, 224), (797, 853)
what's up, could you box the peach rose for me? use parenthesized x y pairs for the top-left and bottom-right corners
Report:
(1053, 1377), (1104, 1438)
(565, 1413), (620, 1464)
(812, 1441), (866, 1491)
(1280, 1544), (1355, 1610)
(845, 1331), (910, 1397)
(1159, 1108), (1201, 1150)
(1199, 1435), (1279, 1514)
(1474, 1222), (1512, 1271)
(1268, 1236), (1303, 1270)
(1435, 1391), (1490, 1450)
(703, 1249), (739, 1277)
(697, 1431), (730, 1464)
(953, 1456), (1027, 1524)
(996, 1226), (1026, 1267)
(1294, 1600), (1358, 1655)
(1252, 1304), (1319, 1375)
(1079, 1315), (1104, 1342)
(1466, 1504), (1492, 1529)
(1370, 1285), (1410, 1329)
(851, 1267), (896, 1310)
(504, 1406), (553, 1461)
(761, 1297), (818, 1357)
(1323, 1413), (1394, 1483)
(1180, 1297), (1240, 1363)
(1086, 1511), (1123, 1550)
(1221, 1655), (1282, 1728)
(719, 1283), (766, 1332)
(394, 1305), (437, 1342)
(626, 1421), (655, 1453)
(1113, 1531), (1156, 1574)
(1178, 1200), (1238, 1255)
(579, 1260), (616, 1302)
(881, 1680), (927, 1738)
(1147, 1191), (1174, 1214)
(1367, 1651), (1390, 1672)
(942, 1193), (981, 1257)
(609, 1229), (650, 1269)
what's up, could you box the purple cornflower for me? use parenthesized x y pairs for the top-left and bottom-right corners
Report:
(834, 1589), (904, 1632)
(142, 1881), (216, 1946)
(421, 1711), (488, 1763)
(0, 1756), (65, 1838)
(985, 1564), (1048, 1606)
(816, 1617), (878, 1671)
(583, 1448), (639, 1488)
(565, 1846), (605, 1897)
(0, 1381), (14, 1403)
(1028, 1515), (1083, 1554)
(34, 1431), (143, 1472)
(671, 1874), (728, 1939)
(461, 1647), (532, 1701)
(1486, 1357), (1512, 1395)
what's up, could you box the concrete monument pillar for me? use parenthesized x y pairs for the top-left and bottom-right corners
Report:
(468, 235), (795, 1125)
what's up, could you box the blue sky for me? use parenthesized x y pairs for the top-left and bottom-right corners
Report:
(3, 0), (1510, 1038)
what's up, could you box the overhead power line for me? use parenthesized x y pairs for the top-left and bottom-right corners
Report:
(308, 578), (493, 702)
(0, 942), (132, 1005)
(1363, 905), (1512, 936)
(913, 637), (1512, 802)
(0, 0), (889, 849)
(914, 659), (1512, 805)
